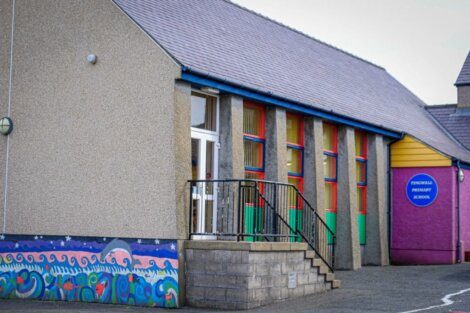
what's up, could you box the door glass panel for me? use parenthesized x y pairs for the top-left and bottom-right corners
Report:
(191, 139), (200, 180)
(205, 200), (213, 233)
(191, 92), (217, 131)
(205, 141), (215, 194)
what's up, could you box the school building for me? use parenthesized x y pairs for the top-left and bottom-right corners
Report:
(0, 0), (469, 310)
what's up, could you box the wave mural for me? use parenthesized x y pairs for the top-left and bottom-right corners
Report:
(0, 235), (178, 308)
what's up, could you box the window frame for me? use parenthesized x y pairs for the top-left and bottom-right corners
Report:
(355, 130), (368, 214)
(286, 113), (305, 182)
(323, 123), (338, 213)
(243, 101), (266, 175)
(190, 90), (219, 135)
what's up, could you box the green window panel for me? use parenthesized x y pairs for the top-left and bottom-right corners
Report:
(288, 209), (303, 242)
(244, 204), (263, 242)
(325, 211), (336, 245)
(358, 213), (366, 245)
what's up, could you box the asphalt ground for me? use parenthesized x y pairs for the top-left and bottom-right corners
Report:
(1, 264), (470, 313)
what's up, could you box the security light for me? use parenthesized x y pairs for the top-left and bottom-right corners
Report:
(458, 169), (465, 182)
(200, 87), (219, 94)
(0, 117), (13, 136)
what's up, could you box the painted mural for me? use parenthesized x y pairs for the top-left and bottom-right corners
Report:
(0, 235), (178, 308)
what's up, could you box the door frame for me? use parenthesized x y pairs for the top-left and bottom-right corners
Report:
(190, 91), (220, 238)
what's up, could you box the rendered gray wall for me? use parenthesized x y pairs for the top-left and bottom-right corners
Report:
(0, 0), (182, 238)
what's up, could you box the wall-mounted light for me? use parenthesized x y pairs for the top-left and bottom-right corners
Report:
(200, 87), (219, 94)
(0, 117), (13, 135)
(87, 54), (97, 64)
(458, 169), (465, 182)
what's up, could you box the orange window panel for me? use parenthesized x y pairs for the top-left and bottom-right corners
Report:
(325, 181), (337, 212)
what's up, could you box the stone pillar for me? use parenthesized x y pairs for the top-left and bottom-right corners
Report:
(219, 95), (245, 180)
(218, 94), (245, 235)
(265, 107), (287, 183)
(303, 117), (325, 218)
(336, 126), (361, 270)
(364, 134), (389, 265)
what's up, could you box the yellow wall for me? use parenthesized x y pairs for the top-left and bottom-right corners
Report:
(391, 135), (451, 168)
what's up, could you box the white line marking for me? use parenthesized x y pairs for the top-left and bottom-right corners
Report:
(399, 288), (470, 313)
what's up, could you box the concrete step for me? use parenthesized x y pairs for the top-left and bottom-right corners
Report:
(305, 250), (316, 259)
(325, 272), (334, 282)
(312, 258), (323, 267)
(332, 279), (341, 289)
(318, 265), (329, 275)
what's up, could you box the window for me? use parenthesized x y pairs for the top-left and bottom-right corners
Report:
(287, 113), (304, 180)
(287, 113), (304, 241)
(244, 102), (266, 179)
(323, 123), (338, 243)
(191, 92), (217, 131)
(323, 123), (338, 212)
(355, 130), (367, 245)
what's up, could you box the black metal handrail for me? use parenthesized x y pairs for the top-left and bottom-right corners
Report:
(188, 179), (335, 271)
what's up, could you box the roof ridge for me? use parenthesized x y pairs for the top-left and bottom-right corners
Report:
(426, 104), (457, 109)
(224, 0), (386, 71)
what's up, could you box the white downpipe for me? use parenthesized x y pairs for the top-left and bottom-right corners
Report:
(3, 0), (16, 234)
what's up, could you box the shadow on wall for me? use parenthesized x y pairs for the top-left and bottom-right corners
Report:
(0, 235), (179, 308)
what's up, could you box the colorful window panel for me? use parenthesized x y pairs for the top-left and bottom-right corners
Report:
(355, 130), (367, 208)
(323, 123), (338, 212)
(287, 113), (304, 202)
(324, 181), (337, 212)
(355, 130), (367, 245)
(355, 130), (367, 159)
(287, 146), (303, 176)
(323, 123), (338, 153)
(244, 102), (266, 176)
(356, 186), (367, 213)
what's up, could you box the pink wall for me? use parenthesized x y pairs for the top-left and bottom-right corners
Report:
(460, 168), (470, 256)
(391, 167), (457, 264)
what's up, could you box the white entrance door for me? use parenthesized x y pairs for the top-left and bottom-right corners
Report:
(191, 131), (219, 236)
(190, 91), (219, 239)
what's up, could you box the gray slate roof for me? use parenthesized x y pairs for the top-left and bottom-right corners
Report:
(456, 51), (470, 86)
(115, 0), (470, 163)
(426, 104), (470, 150)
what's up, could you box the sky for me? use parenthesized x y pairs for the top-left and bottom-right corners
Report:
(232, 0), (470, 105)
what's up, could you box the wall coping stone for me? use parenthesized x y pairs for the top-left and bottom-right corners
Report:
(185, 240), (308, 251)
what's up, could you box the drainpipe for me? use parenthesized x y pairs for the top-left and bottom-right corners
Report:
(456, 160), (462, 263)
(386, 133), (404, 263)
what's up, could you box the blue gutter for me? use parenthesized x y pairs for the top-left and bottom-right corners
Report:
(181, 70), (402, 139)
(453, 160), (470, 170)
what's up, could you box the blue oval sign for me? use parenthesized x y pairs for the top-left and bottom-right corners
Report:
(406, 173), (438, 207)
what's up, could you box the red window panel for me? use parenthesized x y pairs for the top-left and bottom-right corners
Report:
(357, 186), (367, 214)
(325, 181), (338, 213)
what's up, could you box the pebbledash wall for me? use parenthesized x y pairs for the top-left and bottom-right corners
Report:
(0, 0), (188, 308)
(390, 136), (470, 264)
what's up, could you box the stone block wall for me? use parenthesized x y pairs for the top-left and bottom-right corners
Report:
(185, 241), (332, 310)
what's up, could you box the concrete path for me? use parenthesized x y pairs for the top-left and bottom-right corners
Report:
(1, 264), (470, 312)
